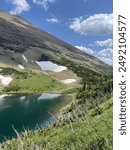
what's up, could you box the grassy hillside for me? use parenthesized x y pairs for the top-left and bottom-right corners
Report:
(0, 67), (66, 93)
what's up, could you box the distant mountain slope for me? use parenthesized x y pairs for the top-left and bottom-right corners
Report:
(0, 10), (112, 74)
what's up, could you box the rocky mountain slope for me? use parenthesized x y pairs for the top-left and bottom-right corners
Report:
(0, 10), (112, 75)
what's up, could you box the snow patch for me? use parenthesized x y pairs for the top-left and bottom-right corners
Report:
(18, 64), (24, 69)
(0, 75), (13, 85)
(22, 55), (28, 62)
(61, 79), (76, 84)
(36, 61), (67, 72)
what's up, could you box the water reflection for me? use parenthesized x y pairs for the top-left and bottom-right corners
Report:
(0, 93), (65, 142)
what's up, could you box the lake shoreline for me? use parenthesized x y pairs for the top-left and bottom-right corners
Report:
(50, 93), (76, 121)
(0, 92), (71, 142)
(0, 89), (65, 95)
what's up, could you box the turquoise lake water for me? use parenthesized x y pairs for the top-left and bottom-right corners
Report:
(0, 93), (65, 142)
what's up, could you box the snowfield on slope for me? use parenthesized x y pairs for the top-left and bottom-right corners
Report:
(0, 75), (13, 85)
(61, 79), (76, 84)
(36, 61), (67, 72)
(22, 55), (28, 63)
(18, 64), (24, 69)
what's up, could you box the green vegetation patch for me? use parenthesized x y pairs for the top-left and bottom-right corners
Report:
(3, 71), (66, 93)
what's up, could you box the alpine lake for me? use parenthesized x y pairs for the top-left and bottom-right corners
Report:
(0, 93), (68, 142)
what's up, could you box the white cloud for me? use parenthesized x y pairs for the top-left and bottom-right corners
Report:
(97, 57), (113, 66)
(76, 45), (113, 65)
(97, 48), (113, 57)
(95, 39), (113, 47)
(75, 45), (94, 55)
(33, 0), (56, 10)
(96, 48), (113, 65)
(46, 17), (60, 24)
(69, 13), (113, 35)
(10, 0), (30, 15)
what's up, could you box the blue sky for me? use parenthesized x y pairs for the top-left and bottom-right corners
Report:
(0, 0), (113, 65)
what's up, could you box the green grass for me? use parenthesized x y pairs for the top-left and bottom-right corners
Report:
(0, 67), (22, 76)
(0, 97), (112, 150)
(1, 68), (68, 94)
(2, 69), (66, 93)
